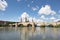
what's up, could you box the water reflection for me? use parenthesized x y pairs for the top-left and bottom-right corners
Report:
(0, 27), (60, 40)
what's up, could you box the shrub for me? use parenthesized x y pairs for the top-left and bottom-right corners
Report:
(55, 24), (60, 28)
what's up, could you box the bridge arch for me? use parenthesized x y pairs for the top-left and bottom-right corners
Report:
(27, 24), (32, 27)
(18, 24), (24, 27)
(12, 25), (15, 27)
(48, 24), (54, 27)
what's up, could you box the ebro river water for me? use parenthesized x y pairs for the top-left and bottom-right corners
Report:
(0, 27), (60, 40)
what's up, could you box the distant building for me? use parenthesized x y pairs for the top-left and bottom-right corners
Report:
(20, 12), (29, 22)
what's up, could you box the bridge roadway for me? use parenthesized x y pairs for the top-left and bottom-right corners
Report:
(9, 22), (60, 27)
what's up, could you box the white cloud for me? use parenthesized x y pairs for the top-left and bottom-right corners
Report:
(40, 15), (45, 19)
(50, 16), (56, 20)
(37, 19), (44, 22)
(38, 5), (56, 15)
(33, 17), (37, 22)
(51, 11), (56, 15)
(32, 7), (38, 11)
(21, 12), (29, 18)
(0, 0), (8, 11)
(50, 16), (56, 22)
(54, 19), (60, 22)
(32, 6), (39, 11)
(20, 12), (37, 22)
(28, 17), (33, 22)
(29, 17), (37, 22)
(20, 12), (40, 22)
(29, 17), (44, 22)
(19, 12), (48, 22)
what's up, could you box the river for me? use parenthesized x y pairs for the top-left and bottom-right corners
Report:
(0, 27), (60, 40)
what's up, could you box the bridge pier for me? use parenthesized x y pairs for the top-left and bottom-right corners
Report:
(9, 24), (12, 27)
(15, 22), (18, 27)
(32, 22), (35, 27)
(32, 24), (35, 27)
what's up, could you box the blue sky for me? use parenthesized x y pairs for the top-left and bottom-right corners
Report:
(0, 0), (60, 22)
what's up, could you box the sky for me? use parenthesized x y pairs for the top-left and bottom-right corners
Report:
(0, 0), (60, 22)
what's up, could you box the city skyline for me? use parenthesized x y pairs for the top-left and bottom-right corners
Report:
(0, 0), (60, 22)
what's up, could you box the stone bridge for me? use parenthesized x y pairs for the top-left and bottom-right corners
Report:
(9, 22), (60, 27)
